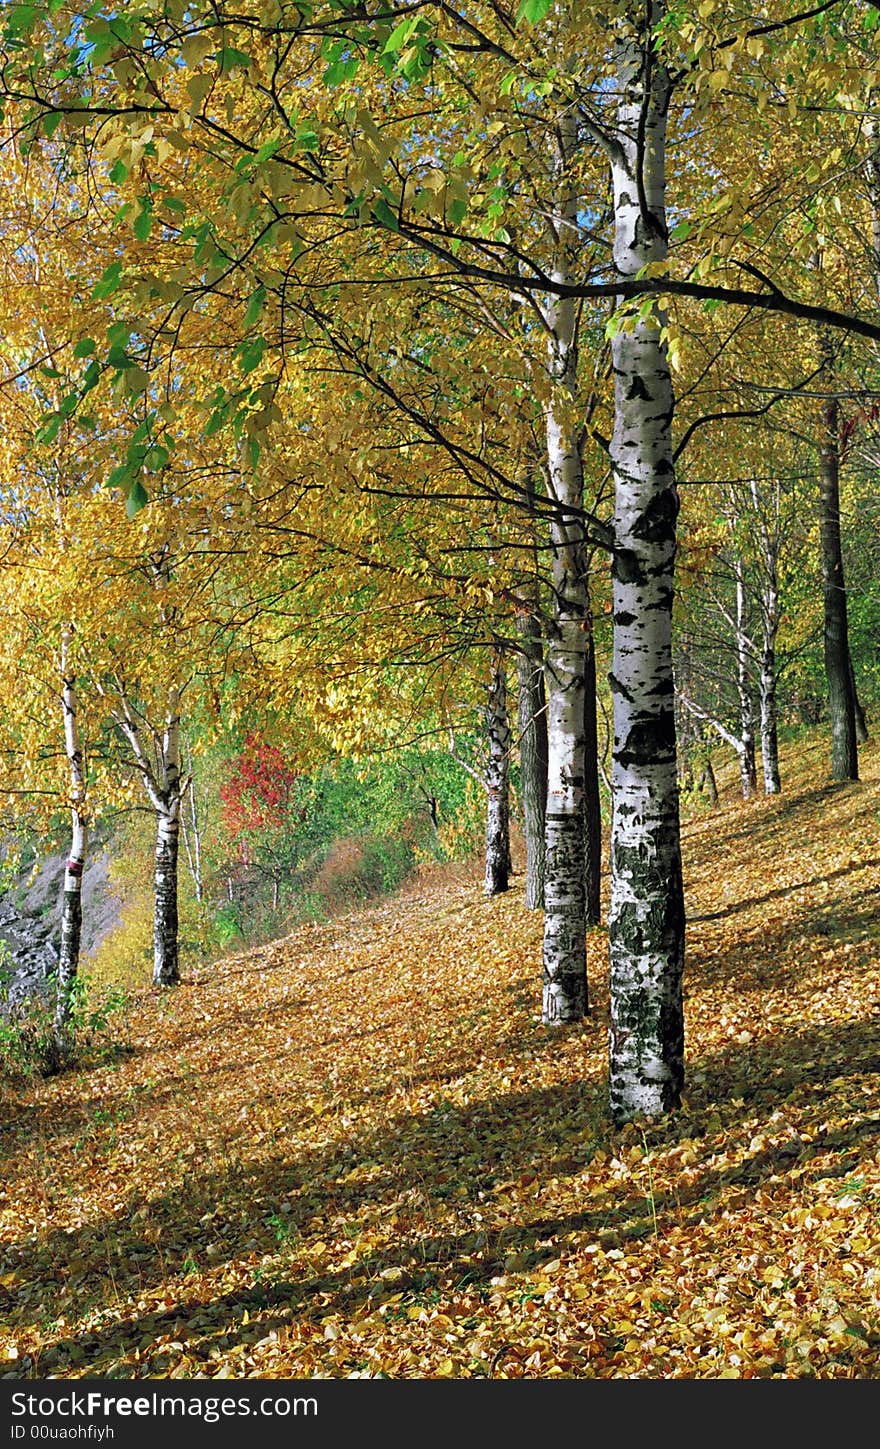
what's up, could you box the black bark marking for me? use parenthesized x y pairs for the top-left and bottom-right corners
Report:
(611, 548), (645, 585)
(616, 710), (676, 769)
(626, 375), (653, 402)
(631, 488), (679, 543)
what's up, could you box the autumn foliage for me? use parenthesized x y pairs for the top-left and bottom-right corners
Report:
(219, 735), (300, 865)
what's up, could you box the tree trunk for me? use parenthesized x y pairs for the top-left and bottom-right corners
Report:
(541, 100), (589, 1024)
(607, 4), (684, 1121)
(735, 569), (758, 799)
(54, 642), (87, 1063)
(180, 769), (204, 904)
(817, 329), (858, 781)
(867, 106), (880, 302)
(153, 694), (183, 986)
(484, 655), (512, 896)
(698, 754), (718, 809)
(516, 606), (548, 910)
(759, 649), (781, 795)
(583, 616), (602, 926)
(759, 575), (781, 795)
(153, 807), (181, 986)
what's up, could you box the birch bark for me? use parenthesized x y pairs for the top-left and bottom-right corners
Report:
(750, 483), (782, 795)
(607, 3), (684, 1119)
(54, 631), (87, 1060)
(484, 655), (512, 896)
(110, 686), (184, 987)
(735, 568), (758, 799)
(817, 328), (859, 781)
(153, 697), (182, 985)
(516, 606), (548, 909)
(541, 101), (590, 1023)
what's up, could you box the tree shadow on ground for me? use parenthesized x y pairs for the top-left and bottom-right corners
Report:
(6, 1011), (879, 1375)
(689, 858), (880, 923)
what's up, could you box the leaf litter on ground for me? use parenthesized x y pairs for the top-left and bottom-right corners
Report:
(1, 735), (880, 1379)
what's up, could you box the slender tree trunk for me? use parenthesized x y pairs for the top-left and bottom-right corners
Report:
(54, 639), (87, 1062)
(516, 607), (548, 910)
(607, 4), (684, 1121)
(153, 806), (181, 986)
(153, 694), (183, 986)
(817, 328), (858, 781)
(541, 102), (589, 1023)
(735, 568), (758, 799)
(698, 751), (718, 809)
(180, 771), (204, 904)
(759, 652), (781, 795)
(759, 572), (782, 795)
(583, 615), (602, 926)
(867, 106), (880, 301)
(484, 655), (512, 896)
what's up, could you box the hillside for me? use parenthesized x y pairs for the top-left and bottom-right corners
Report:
(1, 735), (879, 1379)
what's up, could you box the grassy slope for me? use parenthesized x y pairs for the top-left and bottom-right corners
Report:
(1, 733), (879, 1379)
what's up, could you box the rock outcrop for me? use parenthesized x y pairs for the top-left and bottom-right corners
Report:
(0, 846), (122, 1013)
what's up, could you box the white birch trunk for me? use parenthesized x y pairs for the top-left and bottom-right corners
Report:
(180, 772), (204, 904)
(541, 102), (589, 1023)
(816, 324), (858, 781)
(54, 632), (87, 1061)
(735, 568), (758, 799)
(484, 655), (512, 896)
(516, 605), (548, 910)
(108, 681), (184, 987)
(750, 482), (782, 796)
(759, 639), (781, 795)
(153, 694), (182, 986)
(607, 3), (684, 1119)
(867, 107), (880, 301)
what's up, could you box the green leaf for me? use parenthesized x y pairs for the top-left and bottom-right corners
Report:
(125, 479), (149, 517)
(73, 338), (96, 358)
(217, 47), (251, 73)
(92, 261), (123, 300)
(253, 137), (282, 165)
(106, 463), (131, 491)
(383, 16), (420, 53)
(133, 201), (152, 242)
(244, 284), (267, 329)
(516, 0), (552, 24)
(35, 413), (62, 445)
(81, 360), (101, 392)
(372, 198), (399, 231)
(144, 444), (170, 471)
(6, 6), (37, 39)
(42, 111), (63, 139)
(670, 220), (691, 241)
(448, 197), (467, 226)
(239, 336), (268, 374)
(294, 122), (319, 153)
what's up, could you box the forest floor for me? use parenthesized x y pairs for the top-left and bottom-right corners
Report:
(2, 733), (880, 1379)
